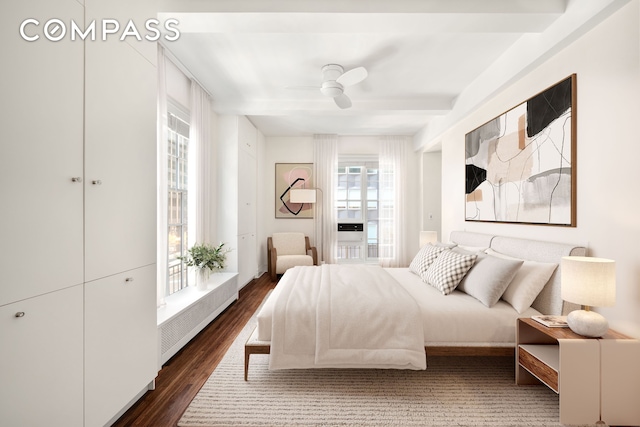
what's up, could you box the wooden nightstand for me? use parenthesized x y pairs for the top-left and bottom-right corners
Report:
(516, 317), (640, 426)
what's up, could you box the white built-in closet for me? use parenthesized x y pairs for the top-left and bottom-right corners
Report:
(217, 115), (259, 288)
(0, 1), (157, 426)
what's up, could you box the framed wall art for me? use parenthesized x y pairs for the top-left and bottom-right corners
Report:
(275, 163), (314, 218)
(465, 74), (576, 226)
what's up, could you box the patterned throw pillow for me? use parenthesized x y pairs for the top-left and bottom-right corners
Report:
(422, 250), (477, 295)
(409, 244), (446, 275)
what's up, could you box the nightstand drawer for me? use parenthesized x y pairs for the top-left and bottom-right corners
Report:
(518, 344), (559, 393)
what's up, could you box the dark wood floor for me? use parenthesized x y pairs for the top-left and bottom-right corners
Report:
(112, 273), (277, 427)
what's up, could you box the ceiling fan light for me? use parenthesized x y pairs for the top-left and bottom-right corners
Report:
(321, 64), (344, 81)
(320, 81), (343, 97)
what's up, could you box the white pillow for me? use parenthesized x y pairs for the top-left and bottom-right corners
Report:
(456, 253), (524, 307)
(409, 243), (445, 276)
(434, 242), (457, 249)
(486, 248), (558, 313)
(422, 250), (477, 295)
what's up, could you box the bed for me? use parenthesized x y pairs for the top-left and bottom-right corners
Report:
(244, 231), (586, 380)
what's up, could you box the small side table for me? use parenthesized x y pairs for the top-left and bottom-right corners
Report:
(516, 317), (640, 426)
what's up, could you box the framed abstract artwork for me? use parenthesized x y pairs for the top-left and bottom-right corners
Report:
(465, 74), (577, 226)
(275, 163), (314, 218)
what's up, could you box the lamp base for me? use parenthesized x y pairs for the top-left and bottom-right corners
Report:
(567, 310), (609, 337)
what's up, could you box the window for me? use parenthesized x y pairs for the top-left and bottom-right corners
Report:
(335, 161), (379, 262)
(167, 104), (190, 295)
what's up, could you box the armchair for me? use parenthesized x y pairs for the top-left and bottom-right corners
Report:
(267, 232), (318, 281)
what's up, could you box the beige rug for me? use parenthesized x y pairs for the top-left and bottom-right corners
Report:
(179, 317), (564, 427)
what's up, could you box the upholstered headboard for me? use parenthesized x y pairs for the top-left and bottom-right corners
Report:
(449, 231), (587, 315)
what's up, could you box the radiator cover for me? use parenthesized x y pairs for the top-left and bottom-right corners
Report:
(159, 275), (238, 366)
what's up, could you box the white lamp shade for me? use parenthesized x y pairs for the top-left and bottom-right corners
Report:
(561, 256), (616, 307)
(419, 231), (438, 247)
(290, 189), (316, 203)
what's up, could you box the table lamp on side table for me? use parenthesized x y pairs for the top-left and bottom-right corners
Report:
(419, 231), (438, 248)
(561, 256), (616, 338)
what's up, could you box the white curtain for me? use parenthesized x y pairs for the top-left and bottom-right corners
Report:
(189, 80), (212, 245)
(157, 45), (168, 307)
(378, 136), (410, 267)
(313, 134), (338, 264)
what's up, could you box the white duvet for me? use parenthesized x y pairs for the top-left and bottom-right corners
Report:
(258, 267), (542, 353)
(268, 264), (426, 370)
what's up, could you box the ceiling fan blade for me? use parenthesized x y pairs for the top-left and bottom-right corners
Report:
(334, 93), (352, 109)
(336, 67), (367, 87)
(286, 85), (321, 91)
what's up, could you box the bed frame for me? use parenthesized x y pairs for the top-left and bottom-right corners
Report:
(244, 231), (587, 380)
(244, 331), (513, 380)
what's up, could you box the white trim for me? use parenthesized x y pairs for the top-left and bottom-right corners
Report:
(161, 42), (215, 100)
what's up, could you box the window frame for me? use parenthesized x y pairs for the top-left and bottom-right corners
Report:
(335, 158), (379, 263)
(166, 101), (190, 296)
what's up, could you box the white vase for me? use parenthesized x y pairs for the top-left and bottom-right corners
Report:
(196, 269), (210, 291)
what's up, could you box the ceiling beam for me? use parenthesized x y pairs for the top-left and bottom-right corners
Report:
(159, 0), (566, 14)
(163, 11), (563, 34)
(215, 96), (455, 116)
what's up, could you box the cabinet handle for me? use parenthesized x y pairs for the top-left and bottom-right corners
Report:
(71, 177), (83, 183)
(92, 180), (102, 185)
(15, 312), (25, 318)
(125, 277), (134, 282)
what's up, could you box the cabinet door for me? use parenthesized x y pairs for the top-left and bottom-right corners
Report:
(85, 265), (158, 427)
(84, 40), (157, 282)
(0, 285), (84, 427)
(237, 232), (257, 288)
(238, 148), (257, 235)
(238, 115), (257, 156)
(0, 0), (84, 306)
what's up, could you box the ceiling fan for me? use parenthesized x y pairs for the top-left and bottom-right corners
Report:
(291, 64), (368, 109)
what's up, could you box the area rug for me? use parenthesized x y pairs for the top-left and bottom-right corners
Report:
(179, 317), (563, 427)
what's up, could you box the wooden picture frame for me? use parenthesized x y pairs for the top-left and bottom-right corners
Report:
(465, 74), (577, 226)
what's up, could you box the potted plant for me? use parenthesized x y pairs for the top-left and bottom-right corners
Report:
(179, 242), (230, 290)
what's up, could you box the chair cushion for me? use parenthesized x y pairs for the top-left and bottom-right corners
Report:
(276, 255), (314, 274)
(272, 232), (307, 256)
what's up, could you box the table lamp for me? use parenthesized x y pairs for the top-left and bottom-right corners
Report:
(290, 189), (316, 205)
(419, 231), (438, 247)
(561, 256), (616, 337)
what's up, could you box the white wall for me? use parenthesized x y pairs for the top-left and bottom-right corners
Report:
(258, 135), (422, 272)
(438, 1), (640, 338)
(422, 151), (442, 240)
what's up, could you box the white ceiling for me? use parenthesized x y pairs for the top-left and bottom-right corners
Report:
(159, 0), (625, 141)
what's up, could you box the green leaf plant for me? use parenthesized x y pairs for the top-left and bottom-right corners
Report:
(178, 242), (231, 273)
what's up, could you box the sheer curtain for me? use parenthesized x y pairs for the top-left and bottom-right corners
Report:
(157, 45), (168, 307)
(378, 136), (410, 267)
(189, 80), (212, 245)
(313, 134), (338, 264)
